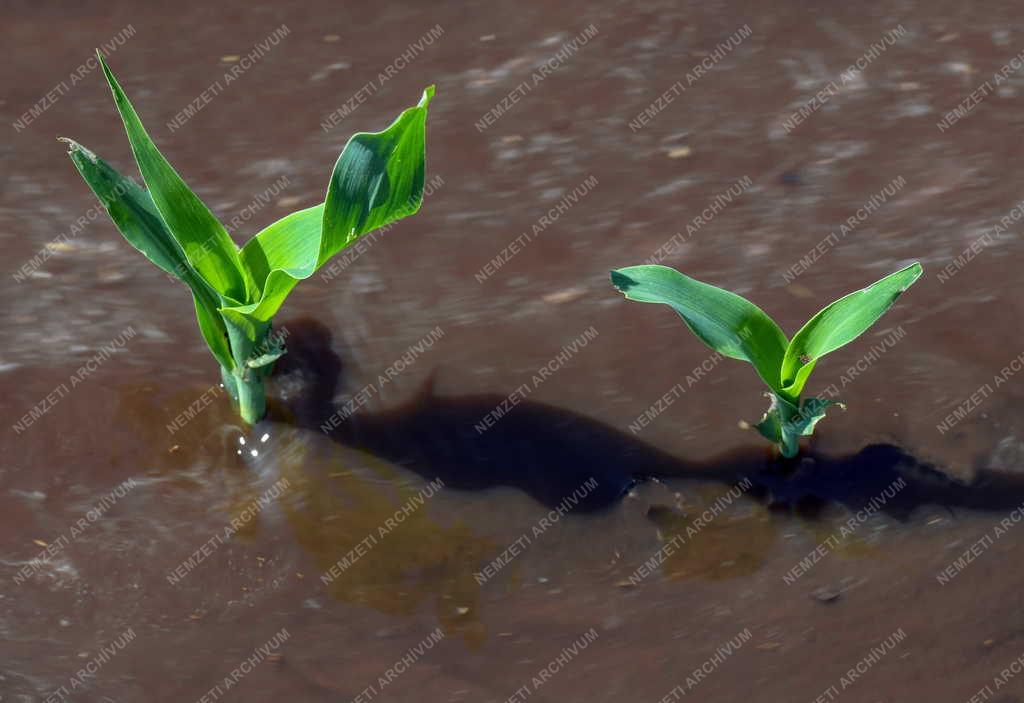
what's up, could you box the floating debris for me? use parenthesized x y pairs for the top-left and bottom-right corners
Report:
(543, 287), (586, 305)
(811, 586), (841, 603)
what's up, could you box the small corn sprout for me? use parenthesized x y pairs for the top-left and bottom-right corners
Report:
(63, 53), (433, 423)
(611, 262), (922, 457)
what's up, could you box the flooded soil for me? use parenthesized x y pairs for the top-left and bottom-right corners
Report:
(5, 0), (1024, 700)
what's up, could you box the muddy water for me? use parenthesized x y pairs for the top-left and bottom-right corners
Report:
(5, 0), (1024, 700)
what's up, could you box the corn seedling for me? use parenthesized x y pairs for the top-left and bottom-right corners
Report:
(610, 262), (922, 457)
(62, 53), (433, 423)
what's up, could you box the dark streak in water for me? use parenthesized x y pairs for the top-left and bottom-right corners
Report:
(274, 318), (1024, 520)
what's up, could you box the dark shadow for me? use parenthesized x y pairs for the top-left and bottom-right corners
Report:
(271, 318), (1024, 520)
(748, 444), (1024, 521)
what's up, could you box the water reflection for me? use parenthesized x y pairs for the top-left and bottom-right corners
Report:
(646, 485), (780, 581)
(266, 431), (495, 647)
(113, 378), (494, 646)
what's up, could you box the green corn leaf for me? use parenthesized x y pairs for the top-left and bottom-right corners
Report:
(97, 53), (254, 304)
(220, 308), (272, 371)
(320, 85), (434, 267)
(611, 265), (789, 394)
(62, 139), (234, 370)
(755, 394), (843, 458)
(223, 86), (434, 323)
(780, 263), (922, 397)
(247, 348), (286, 370)
(232, 205), (324, 322)
(245, 322), (288, 369)
(794, 397), (844, 436)
(753, 394), (787, 449)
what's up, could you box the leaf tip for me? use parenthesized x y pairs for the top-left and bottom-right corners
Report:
(609, 268), (634, 293)
(58, 137), (97, 163)
(96, 50), (119, 94)
(95, 50), (114, 78)
(893, 261), (924, 294)
(420, 85), (436, 108)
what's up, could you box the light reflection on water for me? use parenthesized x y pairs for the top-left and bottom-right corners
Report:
(254, 427), (496, 647)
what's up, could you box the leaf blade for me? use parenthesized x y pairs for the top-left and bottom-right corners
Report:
(610, 265), (789, 393)
(781, 263), (922, 396)
(232, 204), (324, 321)
(97, 53), (253, 303)
(63, 139), (234, 370)
(319, 85), (433, 267)
(224, 86), (434, 323)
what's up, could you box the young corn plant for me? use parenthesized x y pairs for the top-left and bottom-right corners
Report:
(610, 262), (922, 457)
(62, 53), (433, 423)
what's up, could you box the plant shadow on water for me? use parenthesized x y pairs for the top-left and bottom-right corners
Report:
(109, 318), (1024, 660)
(274, 317), (1024, 522)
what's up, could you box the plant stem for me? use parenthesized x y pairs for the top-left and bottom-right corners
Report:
(220, 364), (266, 424)
(755, 392), (803, 458)
(236, 372), (266, 424)
(775, 392), (800, 428)
(221, 364), (238, 400)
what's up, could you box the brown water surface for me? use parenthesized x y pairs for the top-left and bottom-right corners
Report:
(5, 1), (1024, 700)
